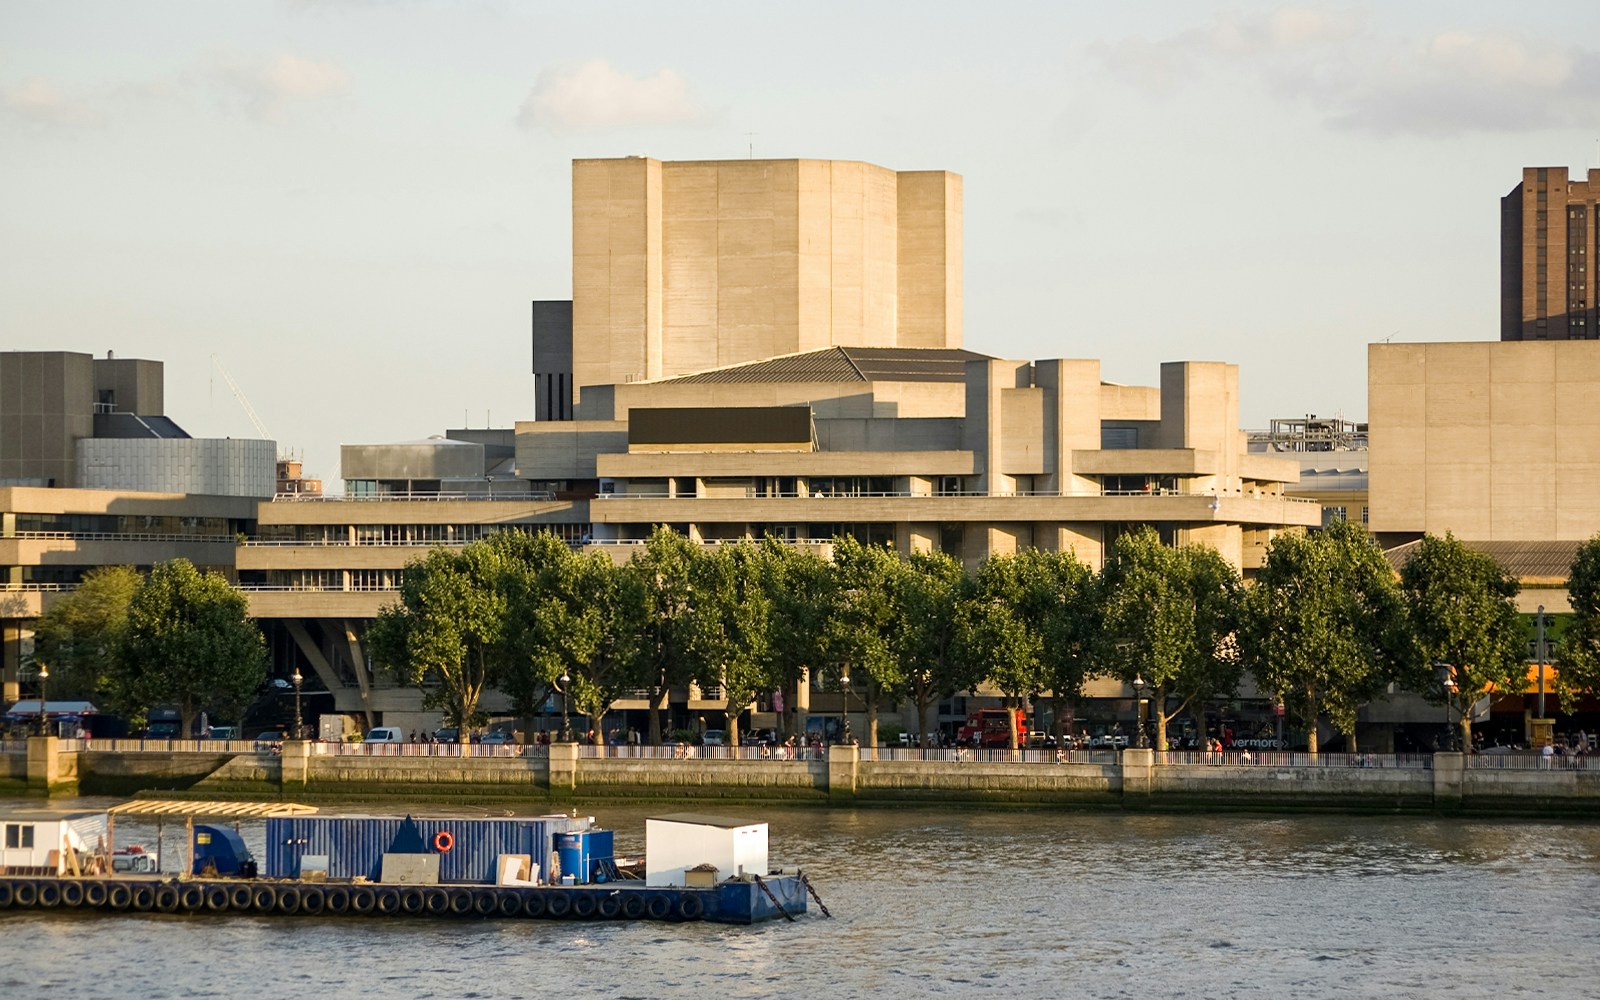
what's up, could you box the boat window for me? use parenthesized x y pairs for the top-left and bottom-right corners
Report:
(4, 823), (35, 849)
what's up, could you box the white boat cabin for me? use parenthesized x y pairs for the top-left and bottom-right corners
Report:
(645, 813), (769, 887)
(0, 810), (107, 874)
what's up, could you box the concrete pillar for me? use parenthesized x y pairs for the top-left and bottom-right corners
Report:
(549, 742), (579, 794)
(827, 743), (858, 801)
(280, 739), (312, 792)
(1432, 752), (1465, 809)
(26, 736), (77, 797)
(1120, 748), (1154, 799)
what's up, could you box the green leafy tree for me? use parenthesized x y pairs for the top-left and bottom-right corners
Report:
(532, 546), (645, 742)
(115, 559), (266, 736)
(1009, 548), (1099, 745)
(626, 526), (699, 745)
(1401, 532), (1527, 750)
(30, 565), (141, 702)
(490, 531), (568, 735)
(367, 543), (507, 735)
(1242, 521), (1414, 753)
(757, 537), (835, 739)
(956, 553), (1047, 750)
(685, 541), (773, 747)
(1557, 534), (1600, 701)
(823, 536), (908, 748)
(894, 549), (970, 745)
(1099, 527), (1243, 751)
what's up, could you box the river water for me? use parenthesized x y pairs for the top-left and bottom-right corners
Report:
(2, 800), (1597, 999)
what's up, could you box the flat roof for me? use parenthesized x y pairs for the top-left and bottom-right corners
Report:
(649, 812), (765, 829)
(109, 800), (319, 818)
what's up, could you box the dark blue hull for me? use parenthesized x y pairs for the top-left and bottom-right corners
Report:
(0, 874), (809, 925)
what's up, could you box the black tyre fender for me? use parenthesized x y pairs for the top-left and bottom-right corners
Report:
(0, 881), (14, 908)
(399, 887), (426, 915)
(521, 891), (546, 918)
(61, 881), (86, 907)
(251, 885), (279, 913)
(36, 881), (62, 908)
(621, 894), (647, 920)
(276, 887), (302, 915)
(154, 885), (181, 913)
(300, 886), (326, 916)
(496, 890), (521, 917)
(472, 890), (497, 917)
(545, 891), (572, 918)
(645, 894), (671, 920)
(324, 886), (351, 915)
(424, 888), (450, 916)
(83, 881), (109, 908)
(130, 884), (155, 911)
(228, 885), (253, 911)
(107, 883), (133, 910)
(179, 885), (205, 911)
(597, 894), (622, 920)
(13, 881), (38, 908)
(447, 888), (473, 916)
(204, 886), (229, 912)
(349, 887), (377, 915)
(675, 893), (705, 921)
(571, 893), (598, 919)
(375, 887), (401, 915)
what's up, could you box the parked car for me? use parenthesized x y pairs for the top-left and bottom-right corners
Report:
(364, 726), (406, 743)
(701, 730), (726, 746)
(252, 730), (286, 748)
(479, 730), (515, 745)
(433, 727), (459, 743)
(207, 726), (241, 741)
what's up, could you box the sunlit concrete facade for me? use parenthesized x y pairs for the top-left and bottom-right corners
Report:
(566, 157), (961, 402)
(1369, 340), (1600, 553)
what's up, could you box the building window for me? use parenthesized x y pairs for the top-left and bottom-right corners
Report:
(1322, 506), (1348, 527)
(1361, 506), (1369, 525)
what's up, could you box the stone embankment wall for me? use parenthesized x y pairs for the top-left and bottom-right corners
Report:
(5, 741), (1597, 817)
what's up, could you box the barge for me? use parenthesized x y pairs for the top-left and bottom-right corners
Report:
(0, 804), (821, 925)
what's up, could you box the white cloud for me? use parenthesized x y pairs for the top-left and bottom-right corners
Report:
(1, 80), (101, 127)
(1096, 7), (1600, 136)
(517, 60), (703, 131)
(206, 53), (350, 123)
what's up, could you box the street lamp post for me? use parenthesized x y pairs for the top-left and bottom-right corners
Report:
(1437, 664), (1457, 752)
(557, 670), (573, 743)
(838, 668), (852, 745)
(291, 667), (304, 740)
(36, 664), (50, 737)
(1132, 674), (1148, 749)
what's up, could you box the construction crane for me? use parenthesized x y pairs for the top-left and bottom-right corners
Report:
(210, 353), (274, 443)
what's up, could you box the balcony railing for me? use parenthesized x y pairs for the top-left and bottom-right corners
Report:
(4, 531), (238, 544)
(275, 491), (556, 503)
(595, 489), (1316, 504)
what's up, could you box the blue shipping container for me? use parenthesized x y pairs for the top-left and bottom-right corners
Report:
(264, 815), (592, 883)
(554, 829), (614, 884)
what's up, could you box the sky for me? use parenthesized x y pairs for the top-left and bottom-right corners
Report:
(4, 1), (1599, 490)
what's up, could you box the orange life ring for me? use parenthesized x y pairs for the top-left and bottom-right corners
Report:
(433, 831), (454, 853)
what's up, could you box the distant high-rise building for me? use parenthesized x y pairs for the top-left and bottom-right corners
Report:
(1502, 167), (1600, 341)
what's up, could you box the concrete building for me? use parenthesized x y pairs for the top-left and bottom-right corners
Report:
(1249, 416), (1369, 530)
(1502, 166), (1600, 342)
(0, 350), (266, 702)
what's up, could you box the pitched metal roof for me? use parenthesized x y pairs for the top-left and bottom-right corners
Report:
(1383, 539), (1581, 584)
(662, 346), (992, 385)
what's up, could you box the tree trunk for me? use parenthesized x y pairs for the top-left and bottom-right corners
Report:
(724, 699), (740, 748)
(1459, 714), (1472, 754)
(647, 685), (666, 745)
(1347, 727), (1359, 754)
(866, 682), (878, 758)
(1008, 696), (1019, 751)
(1154, 686), (1169, 753)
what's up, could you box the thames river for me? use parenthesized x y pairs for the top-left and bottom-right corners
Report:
(2, 801), (1597, 999)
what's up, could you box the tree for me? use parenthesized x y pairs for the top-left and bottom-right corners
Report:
(1557, 534), (1600, 702)
(956, 553), (1048, 750)
(1099, 527), (1243, 752)
(685, 541), (773, 747)
(367, 543), (506, 735)
(894, 549), (969, 746)
(1242, 521), (1413, 753)
(115, 559), (266, 735)
(757, 537), (834, 739)
(626, 527), (699, 745)
(1401, 532), (1527, 750)
(491, 531), (568, 735)
(30, 565), (141, 702)
(823, 536), (908, 749)
(530, 546), (645, 743)
(1009, 548), (1099, 746)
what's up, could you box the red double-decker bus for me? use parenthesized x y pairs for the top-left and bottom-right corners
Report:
(956, 708), (1027, 748)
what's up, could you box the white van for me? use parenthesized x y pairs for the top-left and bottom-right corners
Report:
(365, 727), (406, 743)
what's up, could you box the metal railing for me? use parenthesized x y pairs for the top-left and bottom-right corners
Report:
(81, 738), (259, 753)
(594, 489), (1317, 504)
(5, 531), (238, 544)
(1158, 750), (1435, 769)
(317, 741), (530, 757)
(1468, 751), (1600, 771)
(275, 491), (557, 503)
(0, 583), (78, 592)
(233, 583), (400, 593)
